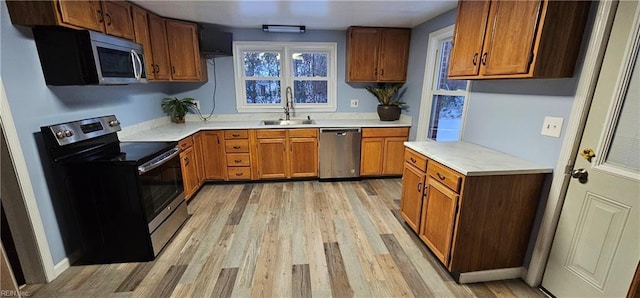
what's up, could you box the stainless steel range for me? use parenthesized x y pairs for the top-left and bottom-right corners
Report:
(41, 115), (188, 264)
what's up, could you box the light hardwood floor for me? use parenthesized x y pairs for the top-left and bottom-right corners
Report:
(22, 179), (545, 297)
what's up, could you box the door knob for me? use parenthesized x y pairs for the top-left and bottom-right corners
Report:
(571, 168), (588, 184)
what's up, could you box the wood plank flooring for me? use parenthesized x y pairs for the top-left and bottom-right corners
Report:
(22, 179), (546, 297)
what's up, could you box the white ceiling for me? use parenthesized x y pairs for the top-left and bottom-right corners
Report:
(132, 0), (458, 30)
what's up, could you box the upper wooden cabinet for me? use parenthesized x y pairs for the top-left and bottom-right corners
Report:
(146, 13), (172, 81)
(7, 0), (134, 40)
(346, 27), (411, 82)
(131, 6), (155, 79)
(166, 20), (205, 81)
(448, 0), (590, 79)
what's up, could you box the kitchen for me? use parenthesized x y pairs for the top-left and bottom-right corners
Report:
(1, 0), (638, 297)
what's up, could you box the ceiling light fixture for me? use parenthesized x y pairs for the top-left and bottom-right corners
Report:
(262, 25), (306, 33)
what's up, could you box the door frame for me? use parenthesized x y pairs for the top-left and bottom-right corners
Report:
(525, 1), (620, 286)
(0, 78), (55, 282)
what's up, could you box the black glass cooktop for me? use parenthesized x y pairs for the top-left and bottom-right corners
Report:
(79, 141), (178, 164)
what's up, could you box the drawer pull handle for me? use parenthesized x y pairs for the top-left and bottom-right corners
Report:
(232, 134), (240, 137)
(234, 159), (242, 163)
(235, 172), (243, 176)
(437, 173), (446, 180)
(410, 157), (417, 163)
(233, 146), (241, 149)
(184, 157), (190, 166)
(417, 182), (423, 193)
(472, 53), (478, 66)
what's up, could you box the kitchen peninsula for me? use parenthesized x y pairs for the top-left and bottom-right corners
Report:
(401, 140), (552, 283)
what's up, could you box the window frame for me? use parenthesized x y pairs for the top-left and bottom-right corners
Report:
(416, 25), (471, 141)
(233, 41), (338, 113)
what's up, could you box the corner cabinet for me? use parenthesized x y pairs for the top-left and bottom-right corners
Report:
(346, 27), (411, 82)
(448, 0), (590, 79)
(166, 20), (206, 82)
(399, 145), (548, 281)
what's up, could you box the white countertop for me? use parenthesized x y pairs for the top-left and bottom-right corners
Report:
(120, 118), (411, 142)
(404, 140), (552, 176)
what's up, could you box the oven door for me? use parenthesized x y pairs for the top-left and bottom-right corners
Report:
(137, 147), (185, 232)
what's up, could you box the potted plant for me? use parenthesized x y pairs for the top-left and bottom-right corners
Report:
(365, 83), (407, 121)
(161, 97), (196, 123)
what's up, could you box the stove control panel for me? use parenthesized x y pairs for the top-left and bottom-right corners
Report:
(45, 115), (121, 146)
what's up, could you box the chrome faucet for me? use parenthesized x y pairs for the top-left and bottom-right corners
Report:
(284, 86), (293, 120)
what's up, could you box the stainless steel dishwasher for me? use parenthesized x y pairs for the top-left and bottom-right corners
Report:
(319, 128), (361, 179)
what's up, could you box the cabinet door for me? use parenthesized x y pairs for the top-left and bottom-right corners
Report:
(180, 147), (199, 200)
(193, 132), (205, 187)
(360, 137), (383, 176)
(202, 131), (226, 180)
(448, 0), (491, 77)
(289, 137), (318, 178)
(57, 1), (104, 32)
(131, 6), (155, 79)
(400, 164), (426, 233)
(481, 0), (542, 76)
(378, 28), (411, 82)
(382, 137), (407, 175)
(147, 14), (171, 80)
(256, 138), (288, 179)
(101, 0), (134, 40)
(166, 20), (202, 81)
(347, 27), (380, 82)
(419, 177), (459, 266)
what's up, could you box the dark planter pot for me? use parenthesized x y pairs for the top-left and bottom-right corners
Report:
(171, 115), (186, 123)
(377, 105), (401, 121)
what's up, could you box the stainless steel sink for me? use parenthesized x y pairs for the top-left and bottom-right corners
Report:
(261, 119), (315, 125)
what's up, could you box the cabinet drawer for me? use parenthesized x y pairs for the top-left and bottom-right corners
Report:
(224, 130), (249, 139)
(427, 161), (463, 193)
(227, 167), (251, 180)
(256, 129), (286, 139)
(362, 127), (409, 138)
(178, 136), (193, 150)
(226, 153), (250, 167)
(404, 148), (427, 172)
(225, 140), (249, 153)
(288, 128), (318, 138)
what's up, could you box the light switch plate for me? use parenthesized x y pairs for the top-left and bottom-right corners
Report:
(350, 99), (359, 108)
(541, 116), (564, 137)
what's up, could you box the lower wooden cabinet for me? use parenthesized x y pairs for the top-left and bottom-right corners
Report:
(224, 130), (252, 181)
(399, 162), (426, 232)
(201, 131), (225, 180)
(179, 145), (199, 200)
(400, 146), (546, 275)
(252, 128), (318, 179)
(360, 127), (409, 176)
(419, 177), (459, 266)
(193, 132), (205, 188)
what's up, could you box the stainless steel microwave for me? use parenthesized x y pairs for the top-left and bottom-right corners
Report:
(33, 27), (147, 86)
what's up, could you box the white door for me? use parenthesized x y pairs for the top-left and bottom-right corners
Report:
(542, 1), (640, 297)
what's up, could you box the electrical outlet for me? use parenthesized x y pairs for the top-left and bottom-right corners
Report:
(541, 116), (564, 137)
(193, 100), (200, 110)
(350, 99), (359, 108)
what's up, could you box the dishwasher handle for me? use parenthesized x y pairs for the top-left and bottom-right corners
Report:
(320, 128), (361, 135)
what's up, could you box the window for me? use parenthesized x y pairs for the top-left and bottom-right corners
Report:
(233, 42), (337, 112)
(416, 25), (470, 141)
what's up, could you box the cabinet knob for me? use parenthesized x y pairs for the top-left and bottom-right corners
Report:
(481, 52), (488, 65)
(105, 13), (112, 26)
(417, 182), (423, 193)
(184, 157), (190, 166)
(472, 53), (478, 66)
(97, 9), (103, 23)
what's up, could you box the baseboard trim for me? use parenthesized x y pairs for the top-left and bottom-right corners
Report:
(52, 250), (81, 278)
(458, 267), (524, 284)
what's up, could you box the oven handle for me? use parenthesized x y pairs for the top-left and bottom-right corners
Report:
(138, 146), (181, 175)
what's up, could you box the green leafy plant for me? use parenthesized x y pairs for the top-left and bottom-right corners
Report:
(161, 97), (196, 123)
(365, 83), (407, 108)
